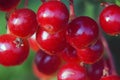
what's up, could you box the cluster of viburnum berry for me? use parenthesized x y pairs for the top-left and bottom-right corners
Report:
(0, 0), (120, 80)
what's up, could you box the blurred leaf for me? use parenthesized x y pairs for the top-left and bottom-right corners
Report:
(0, 12), (7, 34)
(116, 0), (120, 6)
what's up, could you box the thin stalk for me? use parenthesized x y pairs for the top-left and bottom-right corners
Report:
(24, 0), (29, 8)
(100, 34), (117, 75)
(41, 0), (46, 3)
(69, 0), (76, 20)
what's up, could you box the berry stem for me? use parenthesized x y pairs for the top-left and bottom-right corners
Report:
(100, 34), (117, 75)
(100, 2), (110, 7)
(5, 11), (14, 32)
(5, 12), (10, 21)
(69, 0), (76, 20)
(41, 0), (46, 3)
(103, 58), (110, 76)
(24, 0), (29, 8)
(5, 9), (16, 21)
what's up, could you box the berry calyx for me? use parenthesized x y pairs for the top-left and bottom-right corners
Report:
(37, 1), (69, 33)
(0, 34), (29, 66)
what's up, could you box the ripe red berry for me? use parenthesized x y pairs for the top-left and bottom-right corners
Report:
(8, 8), (38, 38)
(34, 49), (61, 75)
(32, 62), (54, 80)
(66, 16), (99, 49)
(36, 27), (66, 55)
(58, 43), (81, 63)
(100, 75), (120, 80)
(0, 0), (20, 12)
(87, 58), (112, 80)
(77, 39), (104, 64)
(0, 34), (29, 66)
(99, 5), (120, 36)
(57, 63), (87, 80)
(37, 1), (69, 33)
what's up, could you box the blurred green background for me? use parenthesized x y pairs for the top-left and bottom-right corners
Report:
(0, 0), (120, 80)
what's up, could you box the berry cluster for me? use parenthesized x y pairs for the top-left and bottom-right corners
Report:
(0, 0), (120, 80)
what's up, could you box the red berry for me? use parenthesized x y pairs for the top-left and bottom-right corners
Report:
(28, 33), (39, 52)
(8, 8), (38, 38)
(0, 34), (29, 66)
(87, 58), (112, 80)
(32, 62), (53, 80)
(66, 16), (99, 49)
(37, 1), (69, 33)
(34, 49), (61, 75)
(57, 63), (87, 80)
(0, 0), (20, 12)
(100, 75), (120, 80)
(99, 5), (120, 36)
(77, 39), (104, 64)
(58, 43), (81, 63)
(36, 27), (66, 55)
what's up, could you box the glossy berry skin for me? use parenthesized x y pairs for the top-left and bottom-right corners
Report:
(77, 39), (104, 64)
(100, 75), (120, 80)
(28, 33), (39, 52)
(34, 49), (61, 75)
(0, 0), (20, 12)
(66, 16), (99, 49)
(87, 58), (112, 80)
(99, 5), (120, 36)
(0, 34), (29, 66)
(37, 1), (69, 33)
(59, 43), (81, 63)
(32, 63), (54, 80)
(8, 8), (38, 38)
(36, 27), (66, 55)
(57, 63), (87, 80)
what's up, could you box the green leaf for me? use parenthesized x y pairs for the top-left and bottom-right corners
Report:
(116, 0), (120, 6)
